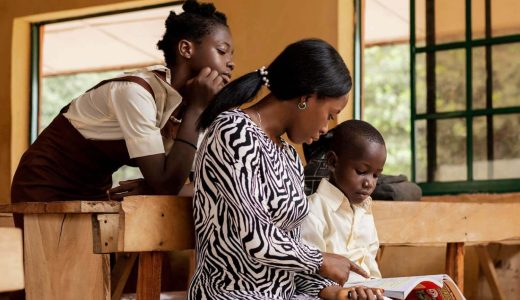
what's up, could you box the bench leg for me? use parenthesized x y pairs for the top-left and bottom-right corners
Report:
(476, 245), (506, 300)
(24, 214), (110, 300)
(137, 252), (163, 300)
(111, 253), (138, 300)
(445, 242), (464, 293)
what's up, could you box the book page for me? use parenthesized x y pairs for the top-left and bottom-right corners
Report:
(344, 275), (444, 299)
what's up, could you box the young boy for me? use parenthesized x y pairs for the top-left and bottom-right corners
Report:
(301, 119), (387, 283)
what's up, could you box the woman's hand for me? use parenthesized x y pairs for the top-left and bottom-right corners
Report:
(319, 285), (385, 300)
(183, 67), (226, 114)
(107, 178), (151, 200)
(319, 252), (369, 285)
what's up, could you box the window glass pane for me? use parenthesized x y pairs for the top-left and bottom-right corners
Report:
(491, 0), (520, 37)
(436, 118), (467, 181)
(472, 46), (486, 109)
(415, 53), (427, 114)
(415, 0), (465, 47)
(473, 43), (520, 110)
(473, 114), (520, 180)
(364, 45), (411, 179)
(415, 118), (467, 182)
(416, 50), (466, 114)
(415, 0), (426, 47)
(415, 120), (428, 182)
(472, 0), (486, 40)
(435, 0), (465, 44)
(435, 50), (466, 112)
(492, 43), (520, 108)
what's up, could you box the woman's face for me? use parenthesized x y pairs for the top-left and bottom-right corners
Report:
(287, 94), (348, 144)
(189, 25), (235, 84)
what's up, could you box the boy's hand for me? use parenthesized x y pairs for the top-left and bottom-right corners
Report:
(183, 67), (226, 114)
(320, 285), (385, 300)
(320, 252), (369, 285)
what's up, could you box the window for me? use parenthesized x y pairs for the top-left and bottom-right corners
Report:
(411, 0), (520, 194)
(31, 3), (181, 184)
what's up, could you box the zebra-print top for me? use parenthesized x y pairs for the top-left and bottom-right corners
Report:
(188, 109), (336, 300)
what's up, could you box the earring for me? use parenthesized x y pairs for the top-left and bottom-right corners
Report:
(297, 102), (307, 110)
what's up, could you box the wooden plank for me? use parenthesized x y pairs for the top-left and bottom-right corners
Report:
(0, 213), (14, 227)
(23, 213), (110, 300)
(107, 196), (195, 252)
(0, 201), (121, 214)
(111, 253), (138, 300)
(423, 192), (520, 203)
(93, 214), (122, 253)
(0, 227), (24, 292)
(445, 242), (464, 293)
(373, 201), (520, 245)
(137, 252), (163, 300)
(475, 245), (506, 300)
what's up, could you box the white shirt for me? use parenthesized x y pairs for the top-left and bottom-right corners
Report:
(301, 178), (382, 281)
(63, 65), (182, 158)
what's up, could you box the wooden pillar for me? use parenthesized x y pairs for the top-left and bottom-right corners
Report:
(445, 242), (465, 292)
(137, 252), (163, 300)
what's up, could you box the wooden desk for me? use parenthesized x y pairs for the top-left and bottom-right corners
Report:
(0, 227), (24, 293)
(0, 196), (194, 300)
(373, 195), (520, 299)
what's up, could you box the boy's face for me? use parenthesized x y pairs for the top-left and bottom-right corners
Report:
(328, 140), (386, 204)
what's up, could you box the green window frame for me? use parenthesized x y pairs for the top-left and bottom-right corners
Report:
(410, 0), (520, 195)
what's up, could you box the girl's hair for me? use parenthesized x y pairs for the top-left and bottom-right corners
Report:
(157, 0), (228, 67)
(198, 38), (352, 130)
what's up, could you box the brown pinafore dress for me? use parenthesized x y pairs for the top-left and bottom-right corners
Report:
(11, 76), (155, 227)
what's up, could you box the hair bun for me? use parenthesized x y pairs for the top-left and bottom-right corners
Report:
(182, 0), (217, 17)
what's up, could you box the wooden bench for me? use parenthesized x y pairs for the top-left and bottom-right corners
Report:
(0, 227), (24, 293)
(0, 196), (194, 300)
(373, 193), (520, 299)
(3, 193), (519, 299)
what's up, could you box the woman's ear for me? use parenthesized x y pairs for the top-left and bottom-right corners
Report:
(178, 39), (194, 59)
(326, 151), (337, 175)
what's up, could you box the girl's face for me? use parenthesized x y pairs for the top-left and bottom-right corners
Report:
(189, 25), (235, 84)
(287, 94), (348, 145)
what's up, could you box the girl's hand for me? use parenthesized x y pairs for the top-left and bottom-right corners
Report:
(183, 67), (226, 114)
(320, 252), (369, 285)
(107, 178), (151, 200)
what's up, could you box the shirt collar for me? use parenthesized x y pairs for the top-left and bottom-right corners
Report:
(315, 178), (373, 213)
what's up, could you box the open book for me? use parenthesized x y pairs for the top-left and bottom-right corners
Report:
(344, 274), (465, 300)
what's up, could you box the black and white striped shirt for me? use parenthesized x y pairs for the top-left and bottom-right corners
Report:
(189, 109), (336, 300)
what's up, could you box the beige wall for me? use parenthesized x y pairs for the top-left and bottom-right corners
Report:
(1, 0), (355, 203)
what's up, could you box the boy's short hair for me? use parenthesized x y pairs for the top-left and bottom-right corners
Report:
(303, 120), (385, 195)
(330, 120), (385, 158)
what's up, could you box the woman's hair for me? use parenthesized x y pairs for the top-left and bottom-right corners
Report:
(198, 38), (352, 130)
(157, 0), (228, 67)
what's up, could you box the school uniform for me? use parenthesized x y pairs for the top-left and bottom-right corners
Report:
(301, 178), (382, 282)
(11, 65), (181, 206)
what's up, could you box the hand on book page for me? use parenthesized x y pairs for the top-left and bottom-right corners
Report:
(344, 274), (465, 300)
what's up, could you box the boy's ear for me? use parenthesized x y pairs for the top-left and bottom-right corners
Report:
(326, 151), (338, 174)
(178, 39), (194, 59)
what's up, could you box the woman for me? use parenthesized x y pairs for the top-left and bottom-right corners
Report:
(10, 0), (234, 210)
(189, 39), (383, 300)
